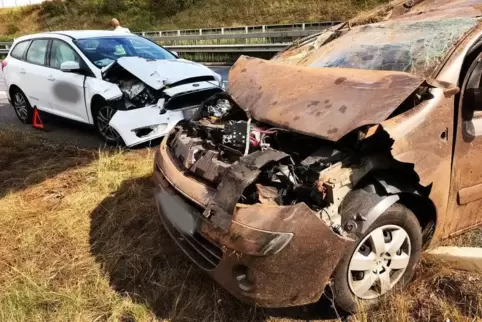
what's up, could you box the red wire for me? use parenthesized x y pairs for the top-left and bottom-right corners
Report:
(253, 127), (277, 134)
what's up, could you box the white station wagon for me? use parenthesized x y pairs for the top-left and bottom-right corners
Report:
(2, 31), (224, 146)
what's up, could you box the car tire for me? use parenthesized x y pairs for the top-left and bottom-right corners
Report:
(93, 104), (124, 146)
(331, 203), (422, 313)
(11, 88), (33, 124)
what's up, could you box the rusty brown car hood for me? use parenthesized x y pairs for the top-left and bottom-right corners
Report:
(228, 56), (425, 141)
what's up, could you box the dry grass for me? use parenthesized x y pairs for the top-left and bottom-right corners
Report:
(349, 261), (482, 322)
(0, 130), (481, 322)
(0, 0), (390, 39)
(158, 0), (390, 30)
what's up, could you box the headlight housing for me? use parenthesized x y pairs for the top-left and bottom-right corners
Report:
(214, 73), (224, 88)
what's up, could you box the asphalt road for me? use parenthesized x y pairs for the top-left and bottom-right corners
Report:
(0, 66), (231, 148)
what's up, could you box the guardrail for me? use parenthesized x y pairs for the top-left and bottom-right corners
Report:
(0, 43), (10, 55)
(0, 21), (339, 55)
(0, 43), (288, 55)
(150, 30), (321, 42)
(166, 44), (288, 53)
(135, 21), (339, 37)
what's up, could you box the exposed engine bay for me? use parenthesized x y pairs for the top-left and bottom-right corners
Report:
(117, 78), (156, 109)
(104, 63), (159, 109)
(167, 93), (408, 232)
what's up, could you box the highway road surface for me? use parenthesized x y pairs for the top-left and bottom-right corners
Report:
(0, 66), (230, 148)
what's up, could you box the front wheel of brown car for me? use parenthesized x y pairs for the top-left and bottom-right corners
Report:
(331, 203), (422, 313)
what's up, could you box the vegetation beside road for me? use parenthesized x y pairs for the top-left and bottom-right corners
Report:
(0, 0), (390, 39)
(0, 130), (481, 322)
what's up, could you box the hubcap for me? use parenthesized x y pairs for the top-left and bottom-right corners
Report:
(348, 225), (411, 300)
(97, 106), (120, 142)
(14, 93), (28, 121)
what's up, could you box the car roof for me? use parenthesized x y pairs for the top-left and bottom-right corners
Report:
(14, 30), (137, 42)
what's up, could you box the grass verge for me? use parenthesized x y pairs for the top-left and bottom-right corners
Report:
(0, 130), (481, 322)
(0, 0), (391, 39)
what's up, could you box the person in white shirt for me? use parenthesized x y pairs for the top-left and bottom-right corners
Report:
(111, 18), (131, 33)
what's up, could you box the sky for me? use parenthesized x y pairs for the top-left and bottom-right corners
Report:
(0, 0), (45, 8)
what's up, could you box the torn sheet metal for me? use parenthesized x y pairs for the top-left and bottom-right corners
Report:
(103, 57), (220, 90)
(201, 203), (354, 307)
(154, 139), (354, 306)
(228, 56), (425, 141)
(85, 77), (123, 101)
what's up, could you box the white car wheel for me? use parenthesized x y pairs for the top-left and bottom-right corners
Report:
(348, 225), (411, 300)
(331, 203), (422, 313)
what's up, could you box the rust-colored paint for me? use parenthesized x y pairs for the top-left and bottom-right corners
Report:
(156, 140), (216, 206)
(256, 184), (278, 205)
(458, 183), (482, 205)
(380, 91), (455, 242)
(154, 145), (354, 307)
(228, 56), (425, 141)
(445, 45), (482, 235)
(379, 21), (482, 242)
(200, 219), (294, 257)
(206, 204), (353, 307)
(153, 0), (482, 309)
(408, 0), (482, 13)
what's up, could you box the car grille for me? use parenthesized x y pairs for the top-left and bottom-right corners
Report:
(165, 88), (222, 110)
(160, 211), (223, 271)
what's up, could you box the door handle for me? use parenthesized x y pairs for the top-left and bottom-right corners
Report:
(20, 69), (26, 74)
(47, 75), (55, 81)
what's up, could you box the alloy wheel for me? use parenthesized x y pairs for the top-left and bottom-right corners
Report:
(14, 92), (28, 122)
(96, 106), (121, 142)
(348, 225), (412, 300)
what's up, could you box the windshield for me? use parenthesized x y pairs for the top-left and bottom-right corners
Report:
(75, 36), (176, 68)
(307, 17), (477, 77)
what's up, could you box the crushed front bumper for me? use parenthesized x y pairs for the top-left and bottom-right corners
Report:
(153, 139), (354, 307)
(109, 106), (197, 147)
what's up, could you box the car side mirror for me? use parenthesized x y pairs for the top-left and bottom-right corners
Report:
(171, 50), (179, 58)
(60, 61), (81, 73)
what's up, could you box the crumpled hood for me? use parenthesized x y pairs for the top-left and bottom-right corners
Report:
(104, 57), (219, 90)
(228, 56), (426, 141)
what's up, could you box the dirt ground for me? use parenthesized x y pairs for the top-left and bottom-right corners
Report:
(0, 130), (481, 322)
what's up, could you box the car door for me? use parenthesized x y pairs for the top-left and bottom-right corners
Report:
(446, 51), (482, 235)
(23, 38), (50, 111)
(4, 40), (31, 96)
(45, 39), (90, 123)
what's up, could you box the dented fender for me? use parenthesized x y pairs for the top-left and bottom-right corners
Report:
(201, 203), (354, 307)
(378, 87), (454, 242)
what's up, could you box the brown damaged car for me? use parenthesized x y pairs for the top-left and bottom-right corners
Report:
(153, 0), (482, 313)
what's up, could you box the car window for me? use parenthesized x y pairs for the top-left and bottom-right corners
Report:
(10, 40), (31, 60)
(76, 36), (176, 68)
(26, 39), (49, 66)
(49, 39), (81, 69)
(309, 17), (477, 77)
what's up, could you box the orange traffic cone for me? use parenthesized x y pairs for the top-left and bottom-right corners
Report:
(32, 106), (44, 130)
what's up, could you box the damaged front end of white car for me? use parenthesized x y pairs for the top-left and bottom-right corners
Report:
(99, 57), (224, 146)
